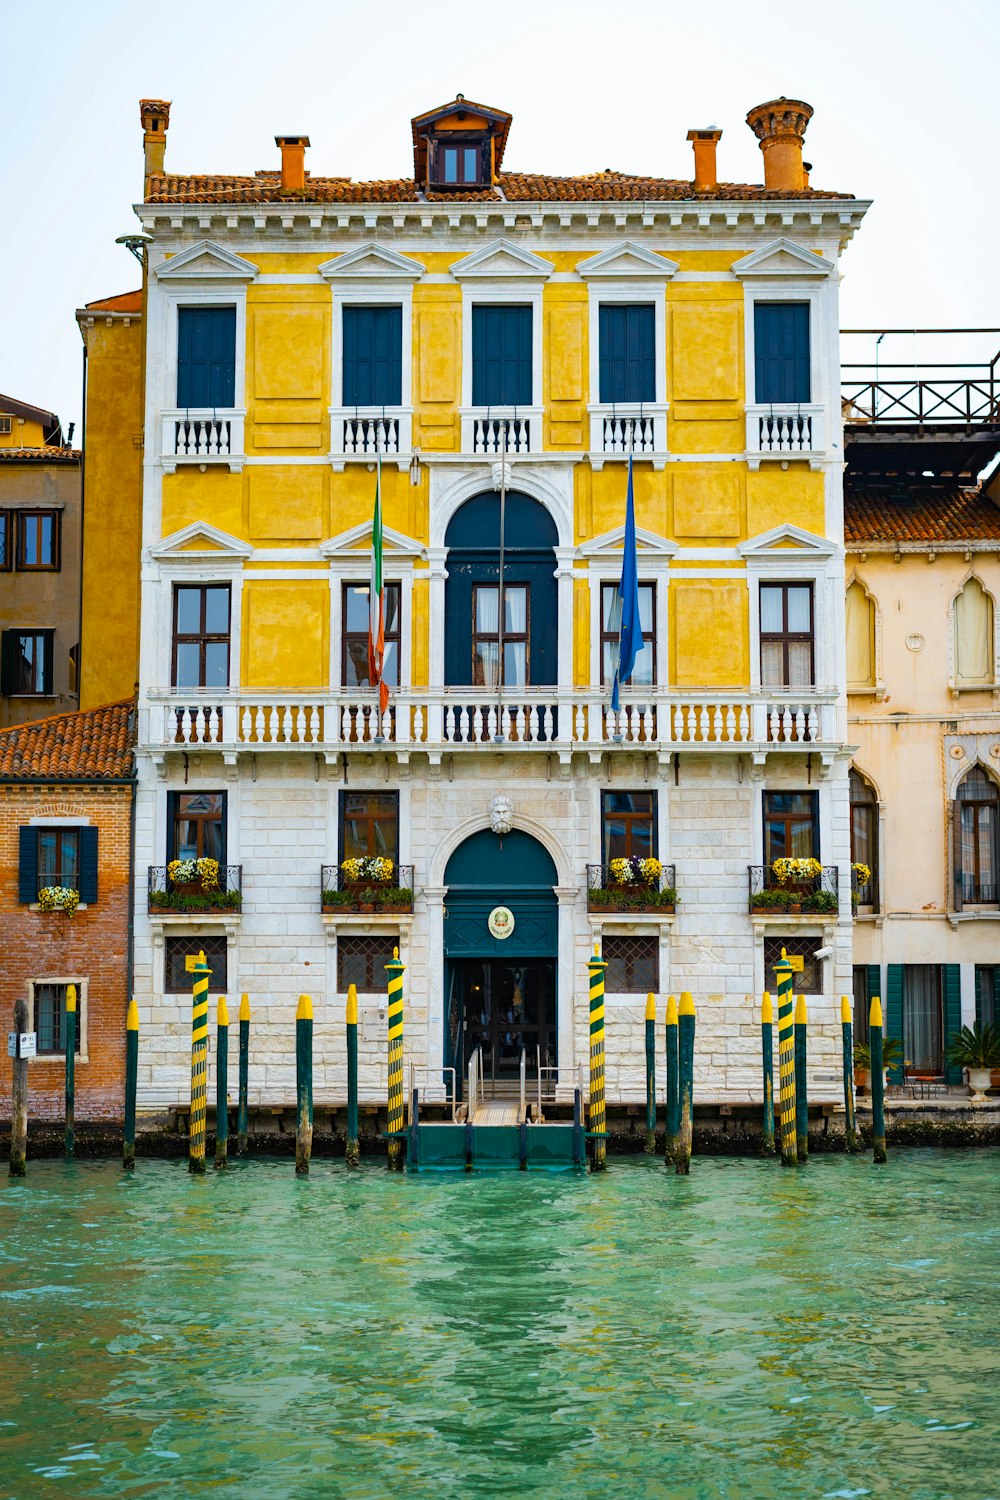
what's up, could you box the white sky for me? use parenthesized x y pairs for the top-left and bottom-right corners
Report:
(1, 0), (998, 435)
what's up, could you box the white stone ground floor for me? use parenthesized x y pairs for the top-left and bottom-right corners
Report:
(131, 746), (854, 1116)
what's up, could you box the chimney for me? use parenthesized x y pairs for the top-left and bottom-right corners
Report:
(686, 127), (723, 192)
(275, 135), (310, 192)
(140, 98), (171, 185)
(745, 97), (813, 192)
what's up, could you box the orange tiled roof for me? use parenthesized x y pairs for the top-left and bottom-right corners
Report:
(144, 170), (852, 206)
(0, 447), (80, 464)
(0, 700), (135, 782)
(84, 289), (142, 313)
(845, 487), (1000, 546)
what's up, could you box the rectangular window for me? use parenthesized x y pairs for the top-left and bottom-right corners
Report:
(598, 303), (656, 404)
(903, 964), (943, 1076)
(760, 583), (814, 688)
(852, 966), (871, 1046)
(165, 934), (228, 993)
(340, 791), (399, 860)
(168, 791), (226, 862)
(763, 791), (819, 865)
(754, 302), (811, 404)
(342, 582), (401, 688)
(33, 983), (83, 1056)
(1, 629), (54, 695)
(342, 305), (403, 408)
(177, 305), (237, 408)
(976, 965), (999, 1028)
(438, 143), (481, 185)
(601, 582), (655, 686)
(604, 936), (659, 994)
(16, 510), (61, 570)
(472, 583), (529, 686)
(0, 415), (12, 435)
(602, 791), (656, 864)
(338, 934), (399, 991)
(0, 511), (10, 569)
(38, 828), (80, 890)
(172, 584), (231, 689)
(764, 937), (823, 995)
(471, 305), (532, 407)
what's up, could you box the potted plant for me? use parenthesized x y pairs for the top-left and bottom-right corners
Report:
(168, 857), (221, 896)
(853, 1037), (905, 1092)
(341, 855), (395, 911)
(801, 890), (839, 914)
(749, 888), (790, 914)
(945, 1022), (1000, 1102)
(609, 855), (662, 891)
(37, 885), (80, 916)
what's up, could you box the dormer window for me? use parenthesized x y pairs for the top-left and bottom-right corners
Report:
(411, 94), (511, 193)
(440, 143), (482, 186)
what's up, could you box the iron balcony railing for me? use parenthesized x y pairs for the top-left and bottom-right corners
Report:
(587, 863), (677, 914)
(320, 864), (415, 913)
(841, 328), (1000, 425)
(147, 864), (243, 913)
(748, 864), (839, 916)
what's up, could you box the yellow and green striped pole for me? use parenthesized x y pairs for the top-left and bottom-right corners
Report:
(794, 994), (809, 1164)
(841, 996), (859, 1153)
(761, 991), (775, 1156)
(237, 993), (250, 1156)
(774, 949), (797, 1167)
(295, 994), (314, 1175)
(587, 948), (607, 1172)
(386, 947), (406, 1170)
(346, 982), (360, 1167)
(64, 983), (77, 1157)
(644, 992), (656, 1154)
(664, 994), (679, 1166)
(189, 951), (211, 1174)
(870, 994), (887, 1164)
(215, 997), (229, 1170)
(676, 992), (695, 1175)
(123, 999), (139, 1171)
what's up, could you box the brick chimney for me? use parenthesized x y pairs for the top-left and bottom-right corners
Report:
(745, 98), (813, 191)
(140, 99), (171, 185)
(686, 127), (723, 192)
(275, 135), (310, 191)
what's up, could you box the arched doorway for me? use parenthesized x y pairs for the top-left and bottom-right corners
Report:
(443, 829), (558, 1091)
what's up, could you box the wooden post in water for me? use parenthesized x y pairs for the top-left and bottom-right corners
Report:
(64, 983), (77, 1158)
(794, 995), (809, 1164)
(644, 992), (656, 1154)
(840, 995), (859, 1153)
(189, 951), (211, 1174)
(869, 995), (887, 1164)
(123, 999), (139, 1171)
(295, 994), (313, 1176)
(345, 983), (360, 1167)
(773, 950), (797, 1167)
(664, 995), (679, 1167)
(237, 993), (250, 1156)
(9, 994), (29, 1177)
(761, 991), (775, 1156)
(215, 997), (229, 1170)
(676, 992), (695, 1175)
(385, 948), (406, 1170)
(587, 948), (607, 1172)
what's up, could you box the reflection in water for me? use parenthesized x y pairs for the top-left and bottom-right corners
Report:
(1, 1153), (999, 1498)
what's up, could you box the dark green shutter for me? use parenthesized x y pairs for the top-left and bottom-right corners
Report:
(885, 964), (905, 1083)
(754, 302), (811, 403)
(78, 827), (99, 905)
(943, 965), (962, 1084)
(343, 306), (402, 407)
(18, 826), (38, 904)
(599, 304), (655, 404)
(472, 305), (532, 407)
(177, 306), (236, 407)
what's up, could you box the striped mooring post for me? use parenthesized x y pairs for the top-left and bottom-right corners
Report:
(869, 994), (887, 1164)
(215, 997), (229, 1170)
(587, 948), (607, 1172)
(644, 992), (656, 1154)
(189, 951), (212, 1174)
(295, 994), (314, 1176)
(237, 993), (250, 1156)
(761, 991), (775, 1156)
(773, 949), (797, 1167)
(64, 983), (77, 1158)
(345, 982), (360, 1168)
(676, 992), (695, 1175)
(664, 994), (679, 1166)
(123, 999), (139, 1171)
(386, 948), (406, 1170)
(841, 995), (859, 1153)
(794, 995), (809, 1164)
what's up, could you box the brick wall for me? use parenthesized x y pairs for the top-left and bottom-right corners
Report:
(0, 782), (133, 1121)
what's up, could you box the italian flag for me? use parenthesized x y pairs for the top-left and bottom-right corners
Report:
(368, 455), (389, 714)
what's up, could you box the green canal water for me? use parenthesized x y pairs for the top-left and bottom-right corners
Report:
(2, 1152), (999, 1500)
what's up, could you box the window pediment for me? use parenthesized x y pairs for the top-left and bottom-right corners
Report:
(155, 241), (259, 282)
(450, 239), (554, 282)
(739, 524), (837, 559)
(732, 239), (834, 280)
(577, 242), (679, 281)
(318, 244), (425, 282)
(320, 522), (426, 561)
(577, 525), (677, 562)
(148, 522), (254, 562)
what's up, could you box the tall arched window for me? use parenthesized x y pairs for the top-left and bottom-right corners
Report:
(954, 577), (994, 687)
(846, 580), (876, 689)
(849, 768), (878, 908)
(956, 766), (999, 906)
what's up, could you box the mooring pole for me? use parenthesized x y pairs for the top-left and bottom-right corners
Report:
(385, 948), (406, 1170)
(215, 997), (229, 1170)
(345, 982), (360, 1167)
(774, 950), (797, 1167)
(644, 992), (656, 1154)
(9, 994), (29, 1177)
(664, 994), (679, 1166)
(237, 992), (250, 1156)
(794, 995), (809, 1164)
(295, 994), (314, 1176)
(123, 999), (139, 1171)
(870, 994), (887, 1164)
(676, 991), (695, 1175)
(761, 990), (775, 1157)
(189, 951), (211, 1174)
(64, 983), (77, 1158)
(841, 995), (859, 1153)
(587, 948), (607, 1172)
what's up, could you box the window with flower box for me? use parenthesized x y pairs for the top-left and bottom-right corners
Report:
(168, 791), (226, 863)
(18, 825), (97, 905)
(339, 791), (399, 862)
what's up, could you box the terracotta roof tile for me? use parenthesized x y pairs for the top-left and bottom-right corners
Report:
(0, 700), (135, 782)
(84, 289), (142, 313)
(845, 487), (1000, 545)
(0, 447), (80, 463)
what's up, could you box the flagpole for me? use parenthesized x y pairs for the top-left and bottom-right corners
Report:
(496, 414), (507, 740)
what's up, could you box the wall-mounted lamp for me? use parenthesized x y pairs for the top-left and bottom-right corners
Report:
(409, 447), (423, 486)
(116, 230), (153, 267)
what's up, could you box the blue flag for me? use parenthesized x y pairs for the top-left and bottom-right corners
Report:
(611, 455), (643, 712)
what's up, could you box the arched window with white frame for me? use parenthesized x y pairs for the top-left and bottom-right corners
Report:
(846, 579), (876, 690)
(953, 576), (995, 688)
(954, 765), (1000, 908)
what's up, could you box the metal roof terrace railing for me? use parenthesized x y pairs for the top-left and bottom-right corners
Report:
(841, 328), (1000, 426)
